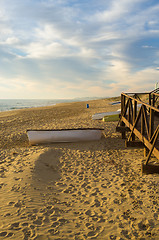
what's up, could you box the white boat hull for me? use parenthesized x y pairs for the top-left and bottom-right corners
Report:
(27, 128), (103, 145)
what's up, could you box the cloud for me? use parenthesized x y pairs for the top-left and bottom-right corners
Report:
(0, 0), (159, 99)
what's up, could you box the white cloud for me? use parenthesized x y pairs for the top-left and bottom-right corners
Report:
(142, 45), (153, 48)
(23, 42), (69, 59)
(0, 0), (159, 99)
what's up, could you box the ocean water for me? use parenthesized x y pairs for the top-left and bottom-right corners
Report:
(0, 99), (73, 112)
(0, 98), (99, 112)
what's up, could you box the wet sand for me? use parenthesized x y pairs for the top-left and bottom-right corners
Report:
(0, 98), (159, 239)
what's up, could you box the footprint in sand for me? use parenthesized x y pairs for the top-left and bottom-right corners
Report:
(85, 209), (92, 216)
(101, 183), (107, 189)
(0, 231), (14, 238)
(8, 201), (15, 205)
(14, 200), (24, 208)
(58, 217), (69, 226)
(120, 229), (131, 239)
(22, 227), (35, 239)
(109, 234), (117, 239)
(51, 221), (60, 228)
(9, 222), (21, 230)
(4, 212), (11, 217)
(21, 222), (29, 227)
(86, 226), (102, 239)
(0, 232), (8, 237)
(33, 218), (43, 226)
(14, 177), (22, 181)
(0, 183), (5, 188)
(48, 228), (59, 235)
(0, 166), (7, 173)
(91, 199), (101, 207)
(85, 223), (95, 230)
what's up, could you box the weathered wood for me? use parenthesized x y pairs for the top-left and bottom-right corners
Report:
(142, 162), (159, 174)
(145, 127), (159, 164)
(118, 91), (159, 169)
(150, 125), (159, 143)
(152, 92), (159, 97)
(144, 147), (149, 157)
(127, 107), (141, 142)
(121, 94), (126, 115)
(125, 140), (144, 148)
(132, 100), (137, 141)
(141, 106), (144, 135)
(149, 93), (151, 106)
(142, 105), (149, 140)
(121, 94), (126, 139)
(124, 92), (149, 95)
(121, 117), (159, 160)
(121, 93), (159, 113)
(152, 94), (155, 107)
(149, 108), (154, 139)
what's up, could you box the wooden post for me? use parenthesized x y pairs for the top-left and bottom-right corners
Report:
(132, 99), (137, 141)
(128, 102), (130, 123)
(121, 94), (126, 139)
(146, 128), (159, 165)
(121, 94), (126, 114)
(142, 163), (159, 174)
(152, 94), (155, 107)
(144, 147), (149, 157)
(141, 106), (145, 136)
(149, 93), (151, 106)
(149, 108), (154, 140)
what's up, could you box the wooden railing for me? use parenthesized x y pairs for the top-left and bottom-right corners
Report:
(149, 92), (159, 107)
(116, 90), (159, 173)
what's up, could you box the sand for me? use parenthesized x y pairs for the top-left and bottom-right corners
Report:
(0, 98), (159, 240)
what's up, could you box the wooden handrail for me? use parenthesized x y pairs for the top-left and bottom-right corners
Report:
(150, 87), (159, 93)
(117, 90), (159, 170)
(151, 92), (159, 97)
(121, 93), (159, 113)
(123, 92), (149, 95)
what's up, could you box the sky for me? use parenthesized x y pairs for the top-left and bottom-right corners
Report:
(0, 0), (159, 99)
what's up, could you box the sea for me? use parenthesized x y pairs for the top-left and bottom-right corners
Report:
(0, 98), (99, 112)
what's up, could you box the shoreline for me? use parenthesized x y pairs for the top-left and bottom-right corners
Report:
(0, 97), (112, 113)
(0, 98), (159, 239)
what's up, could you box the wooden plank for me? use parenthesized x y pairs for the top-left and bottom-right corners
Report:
(152, 92), (159, 97)
(142, 105), (149, 140)
(121, 116), (159, 160)
(149, 93), (151, 106)
(123, 92), (149, 95)
(125, 141), (144, 148)
(132, 100), (137, 141)
(149, 108), (154, 139)
(142, 163), (159, 174)
(121, 93), (159, 113)
(127, 107), (141, 142)
(121, 94), (126, 139)
(141, 106), (144, 135)
(145, 128), (159, 164)
(144, 147), (149, 157)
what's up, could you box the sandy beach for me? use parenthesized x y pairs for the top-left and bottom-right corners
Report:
(0, 98), (159, 240)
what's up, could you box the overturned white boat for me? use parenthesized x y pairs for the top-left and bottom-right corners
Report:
(27, 128), (103, 145)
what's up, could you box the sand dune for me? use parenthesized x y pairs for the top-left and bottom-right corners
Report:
(0, 98), (159, 239)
